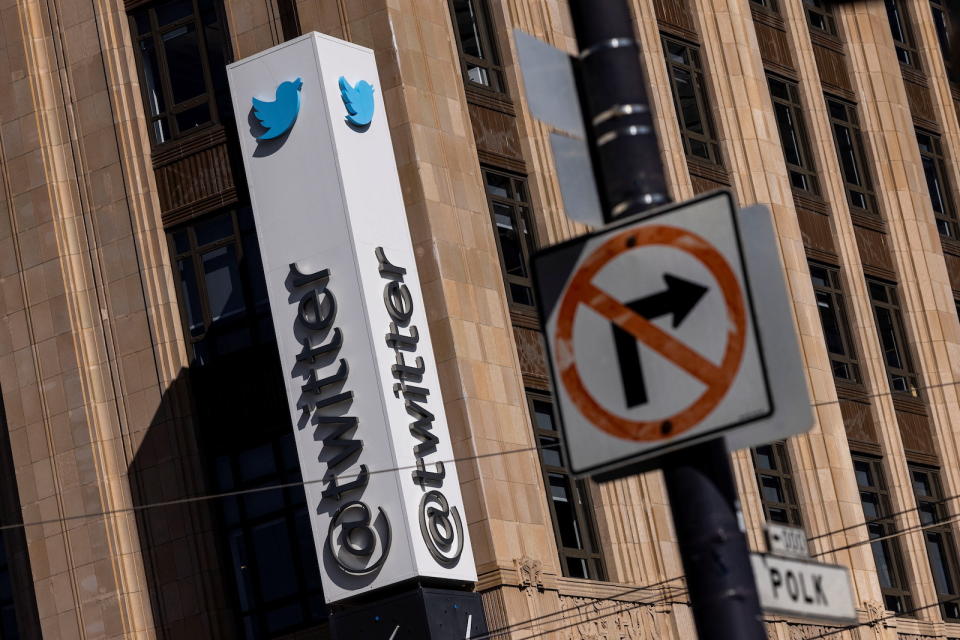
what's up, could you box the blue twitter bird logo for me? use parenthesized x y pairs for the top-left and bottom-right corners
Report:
(252, 77), (303, 140)
(339, 77), (375, 128)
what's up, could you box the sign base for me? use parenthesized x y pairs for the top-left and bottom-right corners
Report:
(329, 586), (489, 639)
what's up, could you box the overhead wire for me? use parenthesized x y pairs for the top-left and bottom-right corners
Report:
(7, 370), (960, 533)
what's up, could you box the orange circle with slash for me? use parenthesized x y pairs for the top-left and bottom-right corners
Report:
(555, 225), (747, 441)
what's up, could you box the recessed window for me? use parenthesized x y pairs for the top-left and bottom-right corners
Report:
(809, 263), (861, 384)
(277, 0), (300, 41)
(803, 0), (838, 37)
(447, 0), (505, 94)
(867, 278), (920, 398)
(931, 0), (952, 62)
(826, 97), (877, 215)
(528, 392), (605, 580)
(752, 442), (803, 527)
(769, 76), (819, 196)
(483, 169), (537, 310)
(917, 131), (959, 239)
(168, 208), (273, 366)
(662, 37), (723, 166)
(910, 465), (960, 621)
(129, 0), (230, 145)
(853, 454), (914, 615)
(885, 0), (921, 69)
(750, 0), (778, 14)
(215, 432), (327, 637)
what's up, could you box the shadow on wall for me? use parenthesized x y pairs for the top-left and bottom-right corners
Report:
(126, 368), (239, 640)
(128, 343), (330, 640)
(0, 396), (41, 639)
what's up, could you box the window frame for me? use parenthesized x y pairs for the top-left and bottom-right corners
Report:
(661, 35), (725, 167)
(482, 167), (539, 312)
(809, 262), (862, 386)
(768, 75), (820, 197)
(212, 432), (327, 637)
(826, 97), (879, 216)
(128, 0), (227, 146)
(750, 0), (779, 15)
(803, 0), (839, 38)
(916, 130), (959, 239)
(446, 0), (507, 96)
(866, 278), (921, 398)
(885, 0), (922, 70)
(752, 442), (804, 527)
(909, 464), (960, 621)
(167, 207), (273, 366)
(853, 453), (914, 615)
(930, 0), (952, 63)
(527, 391), (606, 581)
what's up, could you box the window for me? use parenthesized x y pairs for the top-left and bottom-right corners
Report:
(168, 207), (273, 366)
(803, 0), (838, 37)
(853, 455), (913, 615)
(277, 0), (300, 42)
(827, 98), (878, 214)
(752, 442), (803, 527)
(917, 131), (959, 239)
(931, 0), (951, 61)
(769, 77), (819, 196)
(129, 0), (230, 145)
(0, 398), (40, 639)
(750, 0), (778, 14)
(215, 432), (327, 638)
(528, 393), (605, 580)
(447, 0), (505, 94)
(867, 279), (920, 397)
(910, 465), (960, 621)
(809, 263), (861, 384)
(885, 0), (921, 68)
(662, 37), (724, 166)
(483, 169), (537, 309)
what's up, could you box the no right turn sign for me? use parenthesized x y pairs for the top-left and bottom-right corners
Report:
(533, 192), (813, 477)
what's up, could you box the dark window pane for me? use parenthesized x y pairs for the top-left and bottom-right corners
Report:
(539, 437), (563, 467)
(532, 400), (555, 431)
(760, 476), (785, 503)
(754, 445), (776, 470)
(202, 245), (245, 323)
(195, 212), (234, 246)
(162, 24), (207, 104)
(175, 102), (211, 133)
(156, 0), (193, 26)
(177, 258), (205, 336)
(252, 519), (298, 602)
(138, 38), (165, 117)
(485, 172), (510, 198)
(549, 474), (584, 550)
(566, 556), (589, 579)
(452, 0), (485, 59)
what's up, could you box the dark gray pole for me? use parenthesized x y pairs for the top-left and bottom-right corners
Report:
(566, 2), (766, 638)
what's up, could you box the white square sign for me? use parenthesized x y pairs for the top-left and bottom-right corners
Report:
(533, 192), (812, 477)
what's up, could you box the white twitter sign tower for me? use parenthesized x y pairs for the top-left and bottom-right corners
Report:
(226, 33), (477, 603)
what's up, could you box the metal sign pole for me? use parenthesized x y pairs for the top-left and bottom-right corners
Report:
(566, 1), (766, 638)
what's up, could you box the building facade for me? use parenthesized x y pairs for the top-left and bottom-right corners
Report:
(1, 0), (960, 638)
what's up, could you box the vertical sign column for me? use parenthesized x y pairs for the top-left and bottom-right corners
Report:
(227, 32), (476, 604)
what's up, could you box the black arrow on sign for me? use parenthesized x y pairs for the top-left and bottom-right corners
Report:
(612, 274), (709, 409)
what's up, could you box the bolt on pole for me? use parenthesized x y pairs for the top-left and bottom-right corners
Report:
(565, 1), (767, 638)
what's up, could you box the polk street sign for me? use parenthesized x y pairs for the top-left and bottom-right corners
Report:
(533, 192), (813, 476)
(751, 553), (857, 623)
